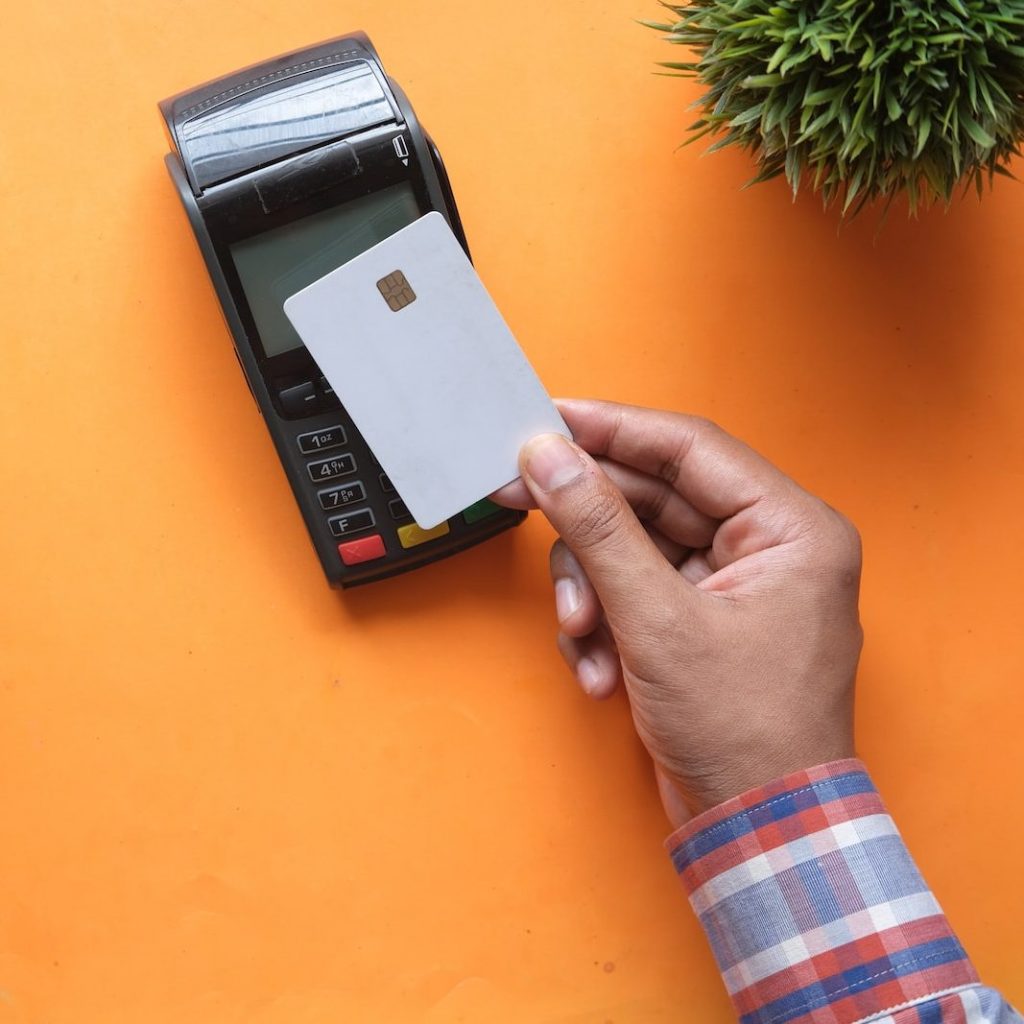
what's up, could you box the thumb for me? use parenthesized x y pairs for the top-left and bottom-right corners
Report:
(519, 433), (682, 625)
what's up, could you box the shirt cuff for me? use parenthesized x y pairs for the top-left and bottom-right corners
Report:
(666, 758), (978, 1024)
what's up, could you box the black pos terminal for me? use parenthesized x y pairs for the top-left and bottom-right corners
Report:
(160, 33), (525, 587)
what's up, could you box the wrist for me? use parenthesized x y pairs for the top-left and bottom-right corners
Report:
(678, 741), (857, 816)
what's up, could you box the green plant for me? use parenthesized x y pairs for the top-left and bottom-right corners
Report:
(643, 0), (1024, 214)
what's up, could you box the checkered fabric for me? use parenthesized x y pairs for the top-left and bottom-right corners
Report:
(667, 759), (1022, 1024)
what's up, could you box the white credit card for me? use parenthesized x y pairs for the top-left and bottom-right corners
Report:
(283, 212), (569, 529)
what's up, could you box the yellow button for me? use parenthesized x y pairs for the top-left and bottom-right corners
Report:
(397, 521), (451, 549)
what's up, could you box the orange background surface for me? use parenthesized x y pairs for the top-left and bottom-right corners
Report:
(2, 2), (1022, 1021)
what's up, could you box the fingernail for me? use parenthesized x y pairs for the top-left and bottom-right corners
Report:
(577, 657), (603, 696)
(523, 434), (585, 492)
(555, 578), (581, 623)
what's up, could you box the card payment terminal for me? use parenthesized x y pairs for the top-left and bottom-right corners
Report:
(159, 32), (525, 587)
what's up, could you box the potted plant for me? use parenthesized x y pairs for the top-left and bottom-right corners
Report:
(644, 0), (1024, 214)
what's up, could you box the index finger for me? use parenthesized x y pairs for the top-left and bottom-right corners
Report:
(555, 398), (802, 520)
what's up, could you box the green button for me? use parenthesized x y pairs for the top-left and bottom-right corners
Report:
(462, 498), (502, 524)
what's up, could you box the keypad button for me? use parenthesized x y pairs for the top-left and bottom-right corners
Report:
(297, 425), (347, 455)
(329, 508), (376, 537)
(307, 453), (357, 482)
(338, 534), (387, 566)
(388, 498), (412, 521)
(397, 521), (450, 549)
(379, 473), (396, 493)
(317, 375), (341, 408)
(462, 498), (502, 524)
(318, 481), (366, 511)
(278, 380), (318, 418)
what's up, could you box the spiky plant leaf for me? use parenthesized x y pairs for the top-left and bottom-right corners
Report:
(648, 0), (1024, 214)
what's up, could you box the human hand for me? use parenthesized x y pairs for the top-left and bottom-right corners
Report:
(492, 400), (862, 825)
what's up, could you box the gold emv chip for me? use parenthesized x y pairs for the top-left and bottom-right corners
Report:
(376, 270), (417, 311)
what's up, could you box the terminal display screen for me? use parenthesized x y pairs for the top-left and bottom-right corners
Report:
(230, 183), (421, 357)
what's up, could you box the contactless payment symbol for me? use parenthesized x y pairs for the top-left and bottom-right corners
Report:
(376, 270), (417, 312)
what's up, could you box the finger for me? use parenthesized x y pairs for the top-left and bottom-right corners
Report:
(643, 522), (688, 568)
(493, 458), (718, 557)
(556, 626), (621, 700)
(596, 457), (717, 549)
(494, 454), (719, 552)
(489, 476), (535, 509)
(519, 433), (692, 627)
(554, 398), (802, 521)
(678, 548), (717, 586)
(549, 527), (688, 636)
(549, 541), (603, 638)
(548, 522), (687, 634)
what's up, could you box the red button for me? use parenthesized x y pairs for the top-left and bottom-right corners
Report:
(338, 534), (387, 566)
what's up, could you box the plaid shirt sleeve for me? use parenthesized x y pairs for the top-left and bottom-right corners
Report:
(667, 758), (1022, 1024)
